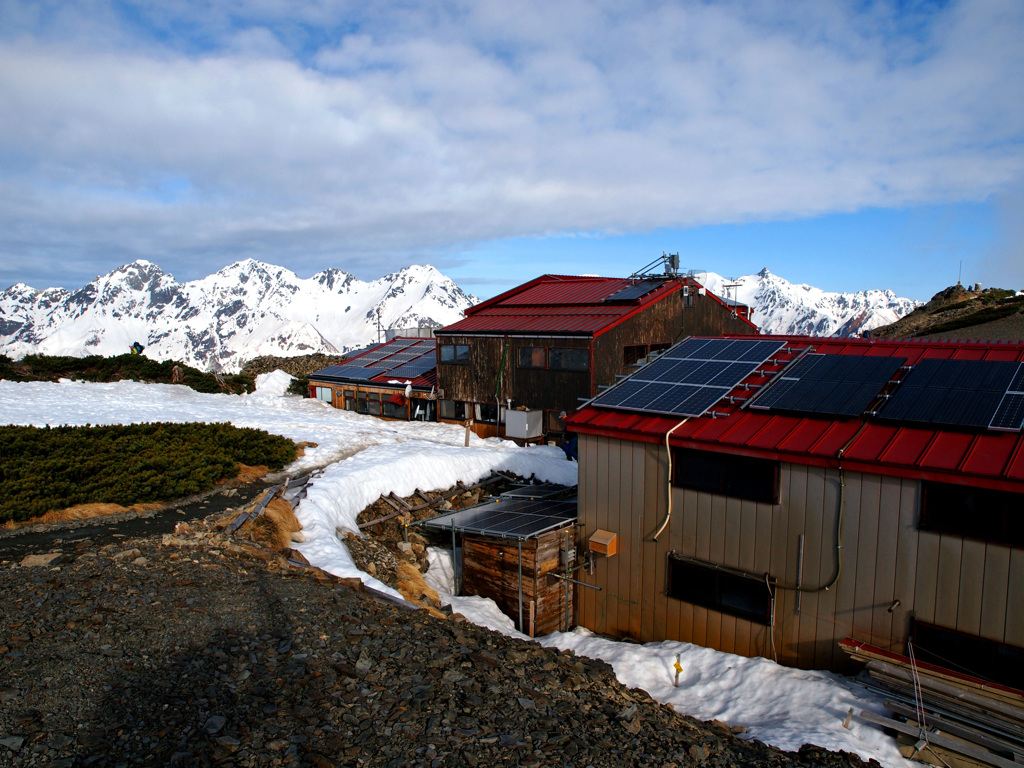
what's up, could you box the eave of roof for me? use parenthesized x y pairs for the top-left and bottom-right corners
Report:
(567, 335), (1024, 492)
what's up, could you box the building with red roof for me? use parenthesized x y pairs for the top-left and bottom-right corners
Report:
(567, 334), (1024, 682)
(307, 337), (439, 421)
(435, 272), (756, 438)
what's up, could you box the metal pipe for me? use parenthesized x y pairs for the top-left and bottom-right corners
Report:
(548, 573), (602, 590)
(652, 418), (690, 541)
(517, 539), (524, 632)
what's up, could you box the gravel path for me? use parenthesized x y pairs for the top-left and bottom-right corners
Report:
(0, 521), (877, 768)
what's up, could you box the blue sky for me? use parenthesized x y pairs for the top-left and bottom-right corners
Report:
(0, 0), (1021, 301)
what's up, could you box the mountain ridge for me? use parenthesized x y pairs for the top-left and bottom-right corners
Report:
(2, 261), (922, 373)
(1, 260), (478, 373)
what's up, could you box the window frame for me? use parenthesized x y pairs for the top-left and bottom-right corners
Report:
(517, 346), (547, 369)
(671, 447), (780, 505)
(920, 481), (1024, 547)
(666, 553), (776, 625)
(548, 347), (589, 372)
(440, 344), (470, 364)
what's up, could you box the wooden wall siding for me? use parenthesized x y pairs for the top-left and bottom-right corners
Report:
(436, 334), (507, 404)
(575, 434), (1024, 673)
(684, 291), (761, 337)
(460, 529), (573, 636)
(591, 297), (683, 390)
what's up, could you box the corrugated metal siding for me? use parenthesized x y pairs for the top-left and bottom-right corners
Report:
(575, 433), (1024, 673)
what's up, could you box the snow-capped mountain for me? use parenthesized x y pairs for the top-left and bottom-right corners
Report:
(696, 268), (920, 337)
(1, 260), (478, 372)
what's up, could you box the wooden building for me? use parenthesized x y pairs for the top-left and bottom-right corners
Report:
(567, 335), (1024, 682)
(434, 273), (757, 439)
(307, 338), (438, 422)
(420, 488), (577, 636)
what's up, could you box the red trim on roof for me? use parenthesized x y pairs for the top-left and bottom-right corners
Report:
(567, 335), (1024, 492)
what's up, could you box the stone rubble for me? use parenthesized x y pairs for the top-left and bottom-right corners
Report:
(0, 516), (879, 768)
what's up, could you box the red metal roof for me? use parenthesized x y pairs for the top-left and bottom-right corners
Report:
(439, 274), (756, 336)
(567, 335), (1024, 492)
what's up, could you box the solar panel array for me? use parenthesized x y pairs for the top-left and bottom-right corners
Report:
(420, 498), (578, 540)
(751, 353), (906, 418)
(880, 358), (1024, 431)
(593, 338), (786, 418)
(312, 338), (437, 383)
(603, 280), (664, 303)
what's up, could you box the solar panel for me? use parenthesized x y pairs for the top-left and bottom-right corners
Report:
(751, 353), (905, 418)
(420, 498), (578, 539)
(881, 358), (1022, 431)
(604, 281), (664, 303)
(386, 359), (437, 379)
(592, 337), (785, 418)
(990, 362), (1024, 431)
(311, 364), (380, 382)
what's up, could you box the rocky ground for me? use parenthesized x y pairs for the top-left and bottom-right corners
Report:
(0, 508), (878, 768)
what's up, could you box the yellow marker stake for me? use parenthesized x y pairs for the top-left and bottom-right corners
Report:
(673, 654), (683, 687)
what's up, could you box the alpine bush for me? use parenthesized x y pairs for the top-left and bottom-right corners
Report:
(0, 422), (296, 523)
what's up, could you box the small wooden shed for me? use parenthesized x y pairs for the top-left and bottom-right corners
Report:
(421, 487), (578, 636)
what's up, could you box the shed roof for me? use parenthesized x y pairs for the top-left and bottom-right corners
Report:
(438, 274), (755, 337)
(567, 335), (1024, 492)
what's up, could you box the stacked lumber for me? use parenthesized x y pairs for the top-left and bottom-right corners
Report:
(840, 638), (1024, 768)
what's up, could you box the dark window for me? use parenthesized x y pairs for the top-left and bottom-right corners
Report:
(666, 554), (775, 625)
(672, 448), (780, 504)
(383, 399), (408, 419)
(367, 392), (380, 401)
(356, 391), (368, 414)
(623, 345), (648, 367)
(367, 400), (381, 416)
(920, 481), (1024, 547)
(475, 403), (499, 424)
(650, 342), (671, 355)
(911, 620), (1024, 689)
(411, 399), (436, 422)
(549, 348), (589, 371)
(518, 346), (546, 368)
(439, 399), (470, 420)
(440, 344), (470, 364)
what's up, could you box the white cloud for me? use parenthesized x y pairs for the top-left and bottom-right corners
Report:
(0, 0), (1021, 287)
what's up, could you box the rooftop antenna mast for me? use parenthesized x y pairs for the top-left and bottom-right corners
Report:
(630, 252), (681, 281)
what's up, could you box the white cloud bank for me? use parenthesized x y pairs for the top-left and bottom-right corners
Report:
(0, 0), (1022, 286)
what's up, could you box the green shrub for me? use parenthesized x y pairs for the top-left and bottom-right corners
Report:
(917, 303), (1024, 337)
(0, 353), (256, 394)
(0, 422), (296, 523)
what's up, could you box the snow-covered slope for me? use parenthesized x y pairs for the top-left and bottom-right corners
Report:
(697, 268), (920, 337)
(0, 260), (478, 372)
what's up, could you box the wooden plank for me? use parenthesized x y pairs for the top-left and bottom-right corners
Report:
(780, 464), (806, 666)
(673, 488), (695, 645)
(857, 709), (1022, 768)
(891, 478), (920, 652)
(853, 473), (881, 643)
(884, 700), (1024, 761)
(798, 465), (826, 669)
(616, 440), (634, 637)
(705, 493), (727, 652)
(689, 490), (712, 648)
(1006, 549), (1024, 648)
(733, 498), (758, 658)
(643, 442), (664, 643)
(935, 534), (964, 629)
(867, 476), (898, 649)
(980, 544), (1011, 643)
(915, 531), (942, 627)
(957, 539), (987, 638)
(579, 435), (599, 632)
(629, 441), (646, 639)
